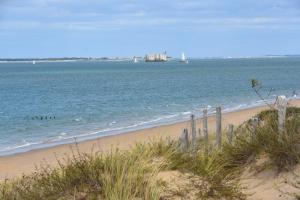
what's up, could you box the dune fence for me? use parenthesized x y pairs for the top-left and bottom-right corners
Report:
(179, 95), (289, 156)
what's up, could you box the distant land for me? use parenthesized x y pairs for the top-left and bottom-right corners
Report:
(0, 55), (299, 63)
(0, 57), (130, 62)
(265, 54), (300, 57)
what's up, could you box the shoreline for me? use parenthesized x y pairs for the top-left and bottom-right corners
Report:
(1, 99), (300, 180)
(0, 98), (281, 156)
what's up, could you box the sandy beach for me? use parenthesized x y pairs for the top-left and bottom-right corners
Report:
(1, 99), (300, 181)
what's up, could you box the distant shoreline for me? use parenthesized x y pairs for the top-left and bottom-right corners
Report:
(0, 55), (300, 63)
(0, 57), (131, 63)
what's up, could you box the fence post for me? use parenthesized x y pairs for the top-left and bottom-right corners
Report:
(276, 95), (288, 135)
(227, 124), (234, 144)
(216, 107), (222, 149)
(179, 128), (189, 152)
(203, 109), (208, 156)
(191, 114), (197, 152)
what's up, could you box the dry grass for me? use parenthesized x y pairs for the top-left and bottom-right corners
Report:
(0, 146), (165, 200)
(1, 107), (300, 200)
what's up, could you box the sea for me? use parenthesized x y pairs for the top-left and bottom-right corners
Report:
(0, 57), (300, 155)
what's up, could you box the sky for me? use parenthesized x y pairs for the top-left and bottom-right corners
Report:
(0, 0), (300, 58)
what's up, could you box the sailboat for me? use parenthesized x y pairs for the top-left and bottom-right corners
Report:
(180, 52), (188, 64)
(133, 57), (138, 63)
(32, 60), (36, 65)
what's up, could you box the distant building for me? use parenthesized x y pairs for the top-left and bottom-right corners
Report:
(145, 52), (168, 62)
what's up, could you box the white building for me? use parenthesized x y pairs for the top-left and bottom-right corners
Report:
(145, 52), (167, 62)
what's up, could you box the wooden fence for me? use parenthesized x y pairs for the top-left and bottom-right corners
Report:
(179, 95), (288, 154)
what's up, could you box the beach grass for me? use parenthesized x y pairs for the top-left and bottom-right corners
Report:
(2, 107), (300, 199)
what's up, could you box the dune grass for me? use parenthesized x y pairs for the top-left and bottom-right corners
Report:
(0, 146), (165, 200)
(1, 107), (300, 200)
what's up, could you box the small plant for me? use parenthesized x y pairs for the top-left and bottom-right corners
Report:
(251, 78), (274, 108)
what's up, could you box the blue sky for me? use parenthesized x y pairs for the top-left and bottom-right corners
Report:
(0, 0), (300, 58)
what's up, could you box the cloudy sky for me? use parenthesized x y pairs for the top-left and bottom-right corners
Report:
(0, 0), (300, 58)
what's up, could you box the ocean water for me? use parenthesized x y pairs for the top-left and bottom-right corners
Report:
(0, 57), (300, 155)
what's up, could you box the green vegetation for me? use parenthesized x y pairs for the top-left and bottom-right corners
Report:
(2, 107), (300, 200)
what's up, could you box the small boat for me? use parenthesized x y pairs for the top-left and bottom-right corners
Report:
(133, 57), (138, 63)
(180, 52), (188, 64)
(32, 60), (36, 65)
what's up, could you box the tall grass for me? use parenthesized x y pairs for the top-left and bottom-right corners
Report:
(244, 107), (300, 170)
(0, 146), (165, 200)
(1, 107), (300, 200)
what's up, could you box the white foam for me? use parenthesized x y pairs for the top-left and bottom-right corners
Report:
(74, 118), (82, 122)
(0, 140), (40, 153)
(60, 132), (67, 136)
(181, 111), (191, 115)
(108, 121), (117, 126)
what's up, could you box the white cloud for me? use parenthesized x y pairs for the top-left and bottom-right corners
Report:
(1, 17), (300, 31)
(1, 0), (300, 31)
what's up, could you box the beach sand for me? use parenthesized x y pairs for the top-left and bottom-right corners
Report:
(1, 99), (300, 181)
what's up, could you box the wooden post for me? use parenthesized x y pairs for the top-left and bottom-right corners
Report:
(227, 124), (234, 144)
(191, 114), (197, 152)
(216, 107), (222, 149)
(179, 128), (189, 152)
(276, 95), (288, 135)
(203, 109), (208, 156)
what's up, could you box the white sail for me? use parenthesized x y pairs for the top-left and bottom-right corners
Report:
(180, 52), (189, 64)
(181, 53), (186, 61)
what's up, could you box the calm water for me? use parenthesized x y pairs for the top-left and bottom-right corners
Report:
(0, 57), (300, 155)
